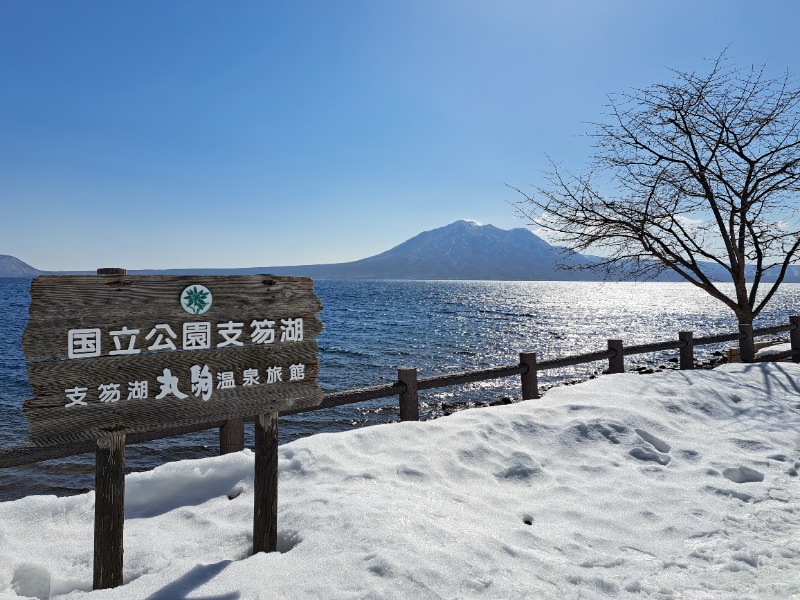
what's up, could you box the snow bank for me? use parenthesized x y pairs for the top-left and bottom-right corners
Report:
(755, 342), (793, 358)
(1, 363), (798, 599)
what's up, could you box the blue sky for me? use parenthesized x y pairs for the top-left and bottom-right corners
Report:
(2, 1), (799, 270)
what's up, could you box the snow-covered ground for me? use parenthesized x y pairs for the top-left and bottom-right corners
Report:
(1, 363), (799, 599)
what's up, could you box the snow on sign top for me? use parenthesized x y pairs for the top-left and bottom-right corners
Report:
(22, 274), (324, 446)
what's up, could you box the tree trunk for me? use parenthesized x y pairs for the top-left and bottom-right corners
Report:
(735, 307), (755, 326)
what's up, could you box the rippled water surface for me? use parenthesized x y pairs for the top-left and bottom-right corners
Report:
(1, 278), (798, 499)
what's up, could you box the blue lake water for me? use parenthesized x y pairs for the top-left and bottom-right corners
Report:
(1, 277), (798, 500)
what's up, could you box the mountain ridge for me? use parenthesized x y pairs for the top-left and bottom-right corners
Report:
(5, 221), (800, 282)
(259, 220), (603, 280)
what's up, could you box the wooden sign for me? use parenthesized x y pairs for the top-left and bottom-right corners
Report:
(22, 274), (324, 446)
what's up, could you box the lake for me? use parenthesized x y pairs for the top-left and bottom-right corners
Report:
(1, 277), (798, 500)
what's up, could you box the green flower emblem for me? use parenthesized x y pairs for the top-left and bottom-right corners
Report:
(180, 284), (213, 315)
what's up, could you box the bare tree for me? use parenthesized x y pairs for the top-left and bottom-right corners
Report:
(512, 54), (800, 325)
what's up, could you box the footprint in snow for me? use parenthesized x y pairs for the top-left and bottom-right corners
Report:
(634, 428), (671, 453)
(705, 485), (754, 503)
(722, 466), (764, 484)
(629, 447), (671, 465)
(629, 428), (671, 465)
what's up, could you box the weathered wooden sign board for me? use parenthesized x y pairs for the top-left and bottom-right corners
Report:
(23, 274), (324, 446)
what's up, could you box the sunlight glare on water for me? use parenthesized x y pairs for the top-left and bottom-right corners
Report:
(1, 278), (798, 499)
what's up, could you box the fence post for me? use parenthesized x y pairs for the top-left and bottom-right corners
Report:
(398, 367), (419, 421)
(678, 331), (694, 370)
(94, 430), (126, 590)
(219, 418), (245, 455)
(253, 411), (278, 554)
(790, 316), (800, 363)
(607, 340), (624, 374)
(738, 323), (754, 362)
(519, 352), (539, 399)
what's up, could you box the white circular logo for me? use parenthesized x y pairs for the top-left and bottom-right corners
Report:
(181, 284), (213, 315)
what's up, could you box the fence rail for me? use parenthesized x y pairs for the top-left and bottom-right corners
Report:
(538, 348), (616, 370)
(2, 316), (799, 470)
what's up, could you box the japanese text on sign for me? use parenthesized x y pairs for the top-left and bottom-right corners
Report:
(63, 363), (307, 407)
(67, 318), (304, 359)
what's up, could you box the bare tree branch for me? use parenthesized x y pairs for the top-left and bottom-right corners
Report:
(512, 52), (800, 324)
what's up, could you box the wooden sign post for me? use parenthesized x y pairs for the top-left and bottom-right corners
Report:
(22, 271), (324, 588)
(94, 429), (125, 589)
(253, 411), (279, 553)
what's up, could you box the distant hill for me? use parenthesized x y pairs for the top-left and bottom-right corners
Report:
(0, 255), (41, 277)
(128, 220), (599, 280)
(255, 220), (601, 280)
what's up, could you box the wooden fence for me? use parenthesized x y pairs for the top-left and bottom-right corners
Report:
(2, 315), (800, 589)
(2, 316), (799, 470)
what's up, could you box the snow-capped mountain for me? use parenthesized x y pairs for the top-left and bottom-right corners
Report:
(262, 220), (596, 280)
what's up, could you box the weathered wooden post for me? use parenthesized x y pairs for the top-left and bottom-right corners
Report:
(398, 367), (419, 421)
(679, 331), (694, 370)
(219, 418), (245, 455)
(519, 352), (539, 399)
(93, 268), (128, 590)
(790, 316), (800, 363)
(738, 323), (755, 362)
(252, 411), (278, 554)
(607, 340), (624, 374)
(94, 429), (126, 589)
